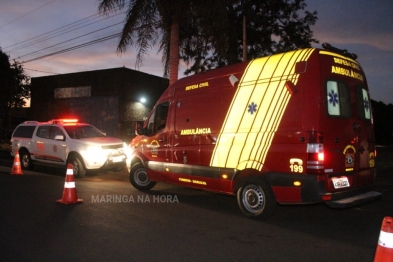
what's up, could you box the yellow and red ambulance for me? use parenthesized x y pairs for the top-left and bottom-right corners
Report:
(129, 43), (381, 219)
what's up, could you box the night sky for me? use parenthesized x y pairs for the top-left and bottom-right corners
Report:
(1, 0), (392, 104)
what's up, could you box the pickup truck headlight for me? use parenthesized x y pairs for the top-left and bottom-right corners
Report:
(84, 145), (104, 159)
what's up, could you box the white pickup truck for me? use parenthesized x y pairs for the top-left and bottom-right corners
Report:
(10, 119), (127, 178)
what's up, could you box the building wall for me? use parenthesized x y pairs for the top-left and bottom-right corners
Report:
(30, 67), (168, 141)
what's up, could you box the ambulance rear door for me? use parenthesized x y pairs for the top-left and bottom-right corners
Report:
(319, 52), (375, 192)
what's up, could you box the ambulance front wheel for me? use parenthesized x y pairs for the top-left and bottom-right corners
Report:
(129, 162), (157, 190)
(237, 177), (277, 220)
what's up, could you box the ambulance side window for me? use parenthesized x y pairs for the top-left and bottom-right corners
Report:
(146, 102), (169, 135)
(355, 85), (371, 121)
(146, 111), (156, 135)
(326, 80), (351, 118)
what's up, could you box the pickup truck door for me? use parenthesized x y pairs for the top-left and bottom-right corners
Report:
(47, 126), (67, 163)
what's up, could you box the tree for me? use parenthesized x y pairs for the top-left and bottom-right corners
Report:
(372, 99), (393, 145)
(182, 0), (319, 75)
(98, 0), (228, 84)
(0, 48), (30, 138)
(98, 0), (318, 81)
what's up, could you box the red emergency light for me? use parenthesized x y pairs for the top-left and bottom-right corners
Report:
(61, 119), (78, 123)
(50, 119), (79, 124)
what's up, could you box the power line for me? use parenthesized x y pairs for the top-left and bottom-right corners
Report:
(4, 8), (124, 53)
(0, 0), (58, 29)
(11, 1), (230, 68)
(21, 32), (121, 64)
(17, 21), (124, 60)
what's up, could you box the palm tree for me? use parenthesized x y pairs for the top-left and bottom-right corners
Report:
(98, 0), (228, 85)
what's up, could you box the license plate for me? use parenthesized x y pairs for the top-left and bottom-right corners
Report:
(111, 156), (124, 163)
(332, 177), (350, 189)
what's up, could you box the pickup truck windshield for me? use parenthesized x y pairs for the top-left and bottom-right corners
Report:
(63, 125), (105, 139)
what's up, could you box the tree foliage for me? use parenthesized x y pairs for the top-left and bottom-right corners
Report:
(182, 0), (319, 75)
(98, 0), (228, 84)
(98, 0), (318, 80)
(0, 48), (30, 136)
(372, 100), (393, 145)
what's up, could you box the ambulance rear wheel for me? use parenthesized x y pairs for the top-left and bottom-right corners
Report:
(237, 177), (276, 220)
(129, 163), (156, 190)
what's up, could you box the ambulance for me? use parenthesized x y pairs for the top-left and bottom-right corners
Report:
(128, 43), (381, 219)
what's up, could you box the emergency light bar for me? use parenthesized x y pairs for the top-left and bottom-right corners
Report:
(50, 119), (79, 124)
(322, 42), (358, 60)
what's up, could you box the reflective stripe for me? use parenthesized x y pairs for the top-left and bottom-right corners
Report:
(66, 169), (73, 175)
(64, 182), (75, 188)
(211, 48), (315, 170)
(378, 231), (393, 249)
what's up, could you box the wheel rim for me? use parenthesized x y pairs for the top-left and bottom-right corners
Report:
(21, 154), (30, 168)
(72, 160), (79, 176)
(134, 168), (150, 186)
(242, 184), (265, 214)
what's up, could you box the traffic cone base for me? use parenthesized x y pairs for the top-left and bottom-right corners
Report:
(10, 151), (23, 175)
(374, 216), (393, 262)
(57, 163), (83, 204)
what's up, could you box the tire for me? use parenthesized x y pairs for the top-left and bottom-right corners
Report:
(67, 155), (86, 178)
(19, 149), (34, 170)
(237, 177), (277, 220)
(129, 162), (156, 190)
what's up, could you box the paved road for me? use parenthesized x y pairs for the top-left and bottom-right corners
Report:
(1, 160), (393, 261)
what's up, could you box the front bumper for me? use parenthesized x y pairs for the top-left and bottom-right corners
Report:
(83, 153), (127, 170)
(103, 154), (127, 169)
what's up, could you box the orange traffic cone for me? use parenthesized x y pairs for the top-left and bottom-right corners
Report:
(374, 216), (393, 262)
(10, 151), (23, 175)
(57, 163), (83, 204)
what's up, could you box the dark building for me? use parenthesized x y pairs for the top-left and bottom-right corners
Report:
(30, 67), (168, 141)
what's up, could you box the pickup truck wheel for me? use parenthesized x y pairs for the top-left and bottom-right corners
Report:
(68, 156), (86, 178)
(237, 177), (276, 220)
(129, 163), (156, 190)
(19, 150), (33, 170)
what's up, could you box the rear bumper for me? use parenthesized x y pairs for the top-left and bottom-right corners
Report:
(265, 172), (381, 207)
(324, 187), (382, 208)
